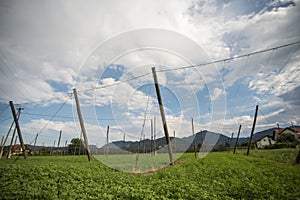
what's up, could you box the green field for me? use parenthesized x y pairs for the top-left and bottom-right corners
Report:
(1, 149), (300, 199)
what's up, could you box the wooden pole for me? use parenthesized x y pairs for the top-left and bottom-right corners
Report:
(191, 118), (197, 158)
(0, 136), (4, 146)
(247, 105), (259, 156)
(106, 125), (109, 156)
(152, 67), (173, 165)
(233, 124), (242, 154)
(34, 133), (38, 148)
(9, 101), (27, 159)
(64, 140), (68, 156)
(57, 130), (62, 148)
(230, 132), (234, 146)
(73, 88), (92, 162)
(123, 133), (125, 150)
(0, 120), (15, 159)
(14, 136), (18, 146)
(7, 108), (22, 158)
(153, 116), (156, 154)
(7, 126), (17, 158)
(173, 130), (176, 154)
(57, 130), (62, 156)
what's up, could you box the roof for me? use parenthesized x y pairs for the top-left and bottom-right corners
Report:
(11, 144), (30, 151)
(255, 135), (273, 142)
(279, 127), (300, 134)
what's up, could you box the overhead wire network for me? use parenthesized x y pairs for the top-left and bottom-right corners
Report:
(1, 40), (299, 145)
(68, 40), (300, 95)
(28, 94), (73, 145)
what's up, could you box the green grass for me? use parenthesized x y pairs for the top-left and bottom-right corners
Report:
(0, 151), (300, 199)
(234, 148), (299, 164)
(94, 153), (183, 172)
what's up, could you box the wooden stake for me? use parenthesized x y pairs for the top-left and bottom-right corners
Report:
(64, 140), (68, 156)
(153, 117), (156, 154)
(34, 133), (38, 148)
(6, 125), (18, 159)
(106, 125), (109, 156)
(152, 67), (173, 165)
(247, 105), (258, 156)
(9, 101), (27, 159)
(0, 120), (15, 159)
(0, 136), (4, 146)
(73, 88), (92, 162)
(233, 124), (242, 154)
(14, 136), (18, 146)
(173, 130), (176, 154)
(230, 132), (234, 147)
(57, 130), (62, 156)
(192, 118), (197, 158)
(7, 108), (22, 158)
(123, 133), (125, 150)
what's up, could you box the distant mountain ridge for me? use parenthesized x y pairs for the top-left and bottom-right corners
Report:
(101, 126), (300, 152)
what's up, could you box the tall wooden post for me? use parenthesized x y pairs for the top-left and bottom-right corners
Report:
(233, 124), (242, 154)
(247, 105), (259, 156)
(64, 140), (68, 155)
(14, 136), (18, 146)
(152, 67), (173, 165)
(106, 125), (109, 156)
(9, 101), (27, 159)
(34, 133), (38, 148)
(0, 136), (4, 146)
(123, 133), (125, 150)
(7, 108), (21, 158)
(153, 117), (156, 154)
(173, 130), (176, 154)
(7, 125), (17, 159)
(57, 130), (62, 148)
(230, 132), (234, 146)
(57, 130), (62, 156)
(192, 118), (197, 158)
(73, 88), (92, 162)
(0, 119), (15, 159)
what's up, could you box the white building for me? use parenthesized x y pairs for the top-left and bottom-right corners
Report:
(255, 135), (276, 149)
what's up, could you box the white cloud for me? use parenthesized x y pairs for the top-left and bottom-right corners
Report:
(210, 88), (225, 101)
(0, 0), (299, 144)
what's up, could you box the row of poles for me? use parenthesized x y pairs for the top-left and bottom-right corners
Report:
(0, 67), (259, 164)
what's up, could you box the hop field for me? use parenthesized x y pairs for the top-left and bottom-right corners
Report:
(0, 149), (300, 199)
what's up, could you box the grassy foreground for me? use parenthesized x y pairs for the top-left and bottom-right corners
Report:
(0, 150), (300, 199)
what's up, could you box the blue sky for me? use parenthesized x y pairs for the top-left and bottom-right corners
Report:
(0, 0), (300, 147)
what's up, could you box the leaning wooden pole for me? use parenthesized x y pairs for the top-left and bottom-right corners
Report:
(153, 117), (156, 154)
(191, 118), (197, 158)
(106, 125), (109, 156)
(0, 120), (15, 159)
(73, 88), (92, 162)
(57, 130), (62, 156)
(247, 105), (258, 156)
(152, 67), (174, 165)
(233, 124), (242, 154)
(9, 101), (27, 159)
(7, 125), (17, 159)
(7, 108), (21, 158)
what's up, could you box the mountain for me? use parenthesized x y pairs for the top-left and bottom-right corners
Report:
(99, 126), (299, 153)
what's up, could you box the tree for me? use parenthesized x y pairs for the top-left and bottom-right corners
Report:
(277, 133), (299, 144)
(68, 138), (86, 155)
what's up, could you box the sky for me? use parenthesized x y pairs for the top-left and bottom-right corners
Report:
(0, 0), (300, 147)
